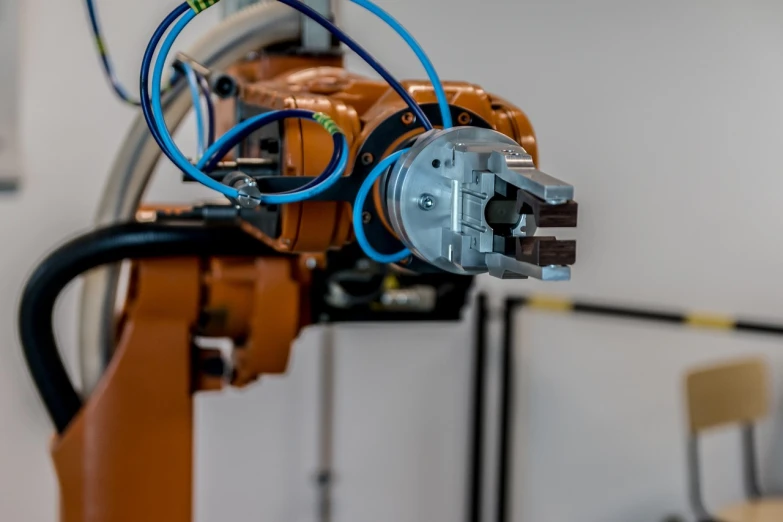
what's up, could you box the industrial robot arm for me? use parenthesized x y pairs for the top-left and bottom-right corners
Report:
(18, 1), (578, 520)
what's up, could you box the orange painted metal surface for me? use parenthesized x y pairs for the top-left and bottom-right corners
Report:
(53, 254), (312, 522)
(52, 259), (200, 522)
(202, 256), (307, 386)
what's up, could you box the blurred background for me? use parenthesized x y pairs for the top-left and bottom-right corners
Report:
(3, 0), (783, 521)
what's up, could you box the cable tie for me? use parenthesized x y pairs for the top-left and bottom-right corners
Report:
(313, 113), (342, 136)
(187, 0), (221, 14)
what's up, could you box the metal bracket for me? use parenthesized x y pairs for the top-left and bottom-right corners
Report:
(302, 0), (333, 51)
(486, 253), (571, 281)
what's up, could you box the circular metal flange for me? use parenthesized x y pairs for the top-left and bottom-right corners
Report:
(384, 127), (520, 274)
(353, 104), (491, 259)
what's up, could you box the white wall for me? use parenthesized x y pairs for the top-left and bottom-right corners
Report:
(4, 1), (783, 521)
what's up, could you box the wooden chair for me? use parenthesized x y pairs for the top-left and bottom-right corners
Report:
(685, 358), (783, 522)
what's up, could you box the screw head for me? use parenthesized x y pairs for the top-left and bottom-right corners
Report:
(361, 152), (374, 165)
(418, 194), (435, 211)
(305, 257), (318, 270)
(362, 211), (372, 224)
(458, 112), (471, 125)
(401, 112), (415, 125)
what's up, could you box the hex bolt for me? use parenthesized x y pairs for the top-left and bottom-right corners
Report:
(212, 74), (238, 99)
(418, 194), (436, 211)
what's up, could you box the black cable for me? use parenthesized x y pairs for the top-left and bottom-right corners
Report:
(19, 223), (282, 434)
(198, 74), (216, 147)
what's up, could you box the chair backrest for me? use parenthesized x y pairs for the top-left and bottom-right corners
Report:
(685, 358), (770, 434)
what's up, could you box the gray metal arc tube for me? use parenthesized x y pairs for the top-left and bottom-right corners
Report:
(78, 1), (301, 395)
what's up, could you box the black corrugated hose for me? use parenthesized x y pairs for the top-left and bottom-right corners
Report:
(18, 222), (280, 434)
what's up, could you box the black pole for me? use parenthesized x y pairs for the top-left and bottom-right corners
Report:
(468, 294), (488, 522)
(316, 325), (336, 522)
(496, 298), (520, 522)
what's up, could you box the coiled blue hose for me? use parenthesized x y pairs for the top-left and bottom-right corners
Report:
(143, 2), (423, 202)
(353, 149), (412, 264)
(197, 109), (343, 201)
(142, 1), (457, 263)
(151, 9), (238, 197)
(152, 10), (351, 203)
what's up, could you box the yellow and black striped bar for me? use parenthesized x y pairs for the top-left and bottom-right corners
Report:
(508, 295), (783, 336)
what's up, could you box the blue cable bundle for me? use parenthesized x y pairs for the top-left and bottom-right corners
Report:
(197, 110), (350, 205)
(83, 0), (140, 105)
(349, 0), (452, 129)
(141, 0), (453, 262)
(145, 7), (350, 201)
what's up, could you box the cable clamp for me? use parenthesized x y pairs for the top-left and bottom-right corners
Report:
(173, 52), (212, 79)
(223, 172), (261, 209)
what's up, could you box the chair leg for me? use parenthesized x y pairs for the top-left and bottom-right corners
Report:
(687, 437), (714, 522)
(742, 424), (762, 499)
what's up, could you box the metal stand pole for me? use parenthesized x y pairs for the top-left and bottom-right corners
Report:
(317, 325), (336, 522)
(496, 298), (519, 522)
(468, 294), (488, 522)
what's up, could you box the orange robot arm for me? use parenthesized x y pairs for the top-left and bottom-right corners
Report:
(20, 47), (576, 522)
